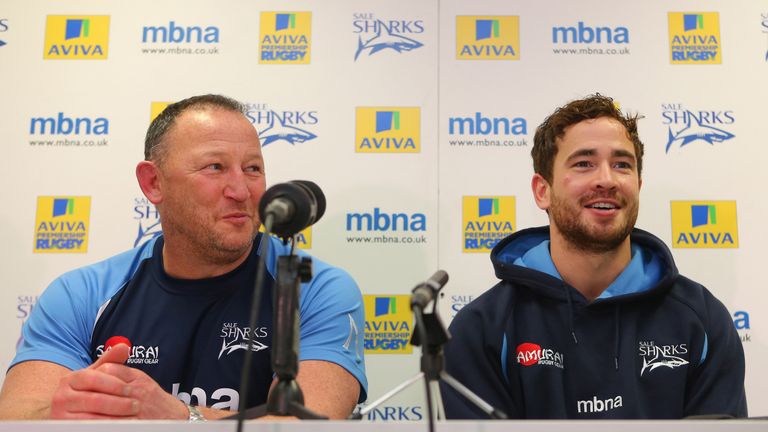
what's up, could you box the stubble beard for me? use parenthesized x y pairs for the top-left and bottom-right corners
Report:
(159, 202), (258, 266)
(549, 192), (638, 254)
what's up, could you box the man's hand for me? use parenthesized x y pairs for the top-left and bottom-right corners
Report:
(49, 344), (188, 420)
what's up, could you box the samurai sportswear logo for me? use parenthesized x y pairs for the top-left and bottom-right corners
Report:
(638, 341), (689, 376)
(96, 343), (159, 365)
(219, 322), (268, 359)
(516, 342), (563, 369)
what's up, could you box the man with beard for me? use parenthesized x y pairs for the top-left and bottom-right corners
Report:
(442, 94), (746, 419)
(0, 95), (366, 420)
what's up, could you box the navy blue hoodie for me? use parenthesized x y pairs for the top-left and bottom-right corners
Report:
(442, 226), (747, 419)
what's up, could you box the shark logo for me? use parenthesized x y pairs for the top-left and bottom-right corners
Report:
(258, 110), (317, 147)
(219, 323), (269, 359)
(354, 21), (423, 61)
(638, 341), (689, 376)
(134, 220), (162, 248)
(218, 338), (268, 359)
(664, 111), (735, 153)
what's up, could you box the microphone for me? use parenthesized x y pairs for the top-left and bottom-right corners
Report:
(411, 270), (449, 310)
(259, 181), (326, 238)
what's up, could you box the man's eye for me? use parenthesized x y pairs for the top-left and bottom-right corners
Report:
(245, 165), (262, 173)
(573, 161), (591, 168)
(614, 162), (633, 169)
(206, 163), (222, 171)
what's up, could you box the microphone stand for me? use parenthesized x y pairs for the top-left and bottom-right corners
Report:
(349, 277), (507, 428)
(231, 229), (326, 430)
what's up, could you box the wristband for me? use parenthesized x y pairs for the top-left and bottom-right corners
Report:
(185, 403), (206, 422)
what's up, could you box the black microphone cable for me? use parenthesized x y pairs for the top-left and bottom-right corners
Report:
(236, 212), (274, 432)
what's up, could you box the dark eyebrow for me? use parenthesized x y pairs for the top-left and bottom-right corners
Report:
(565, 148), (636, 163)
(565, 149), (595, 162)
(613, 149), (636, 161)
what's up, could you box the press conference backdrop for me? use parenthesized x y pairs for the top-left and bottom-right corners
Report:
(1, 0), (764, 420)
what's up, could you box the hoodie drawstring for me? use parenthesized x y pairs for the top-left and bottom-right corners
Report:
(613, 304), (621, 371)
(564, 285), (578, 344)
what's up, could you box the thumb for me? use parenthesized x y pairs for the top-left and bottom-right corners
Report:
(90, 343), (131, 369)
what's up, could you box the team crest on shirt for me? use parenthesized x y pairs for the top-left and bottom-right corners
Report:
(218, 322), (269, 359)
(638, 340), (689, 376)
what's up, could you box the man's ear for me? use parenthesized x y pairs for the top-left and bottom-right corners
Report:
(136, 161), (163, 204)
(532, 173), (551, 211)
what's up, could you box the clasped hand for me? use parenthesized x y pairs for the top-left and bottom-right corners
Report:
(49, 344), (188, 419)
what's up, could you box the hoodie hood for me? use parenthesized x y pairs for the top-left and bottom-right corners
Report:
(491, 226), (679, 306)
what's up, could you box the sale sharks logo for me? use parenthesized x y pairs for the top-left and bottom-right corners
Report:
(638, 340), (689, 376)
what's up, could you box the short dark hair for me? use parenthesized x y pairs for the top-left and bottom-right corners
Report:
(531, 93), (644, 183)
(144, 94), (246, 164)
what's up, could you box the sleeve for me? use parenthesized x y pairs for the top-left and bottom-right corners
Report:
(11, 274), (96, 372)
(441, 302), (518, 419)
(297, 261), (368, 402)
(683, 290), (748, 418)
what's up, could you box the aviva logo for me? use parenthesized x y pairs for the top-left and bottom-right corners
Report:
(671, 201), (737, 248)
(356, 107), (420, 153)
(456, 16), (519, 60)
(463, 196), (515, 253)
(34, 196), (91, 253)
(375, 296), (397, 317)
(259, 12), (311, 64)
(44, 15), (110, 60)
(364, 295), (412, 354)
(668, 12), (721, 64)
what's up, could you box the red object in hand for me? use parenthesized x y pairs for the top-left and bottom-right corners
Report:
(104, 335), (132, 351)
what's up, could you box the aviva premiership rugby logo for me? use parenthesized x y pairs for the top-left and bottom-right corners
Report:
(259, 12), (311, 64)
(638, 341), (689, 376)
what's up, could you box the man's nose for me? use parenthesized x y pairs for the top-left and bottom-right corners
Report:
(594, 163), (618, 190)
(223, 170), (250, 201)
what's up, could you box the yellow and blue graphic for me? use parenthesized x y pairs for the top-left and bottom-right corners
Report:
(456, 16), (519, 60)
(259, 12), (311, 64)
(364, 295), (413, 354)
(294, 226), (312, 249)
(668, 12), (721, 64)
(463, 196), (515, 253)
(671, 201), (737, 248)
(34, 196), (91, 253)
(150, 102), (172, 122)
(355, 107), (420, 153)
(44, 15), (110, 60)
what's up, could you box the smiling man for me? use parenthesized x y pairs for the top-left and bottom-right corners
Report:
(442, 94), (746, 419)
(0, 95), (366, 420)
